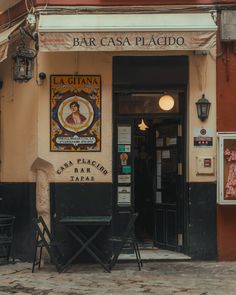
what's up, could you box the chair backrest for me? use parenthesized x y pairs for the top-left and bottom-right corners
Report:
(117, 212), (138, 251)
(32, 216), (63, 269)
(34, 216), (53, 241)
(32, 216), (54, 247)
(118, 212), (139, 245)
(0, 215), (15, 241)
(109, 212), (139, 270)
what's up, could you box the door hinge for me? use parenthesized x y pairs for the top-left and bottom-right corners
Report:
(178, 124), (182, 137)
(178, 233), (183, 246)
(178, 162), (183, 175)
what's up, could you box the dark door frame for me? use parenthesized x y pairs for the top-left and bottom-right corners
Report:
(112, 55), (188, 254)
(112, 89), (188, 253)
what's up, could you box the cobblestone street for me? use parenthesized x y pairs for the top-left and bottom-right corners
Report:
(0, 260), (236, 295)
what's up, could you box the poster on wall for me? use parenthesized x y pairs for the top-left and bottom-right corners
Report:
(224, 139), (236, 200)
(218, 133), (236, 204)
(50, 75), (101, 152)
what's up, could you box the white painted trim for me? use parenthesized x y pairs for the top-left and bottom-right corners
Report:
(217, 133), (236, 205)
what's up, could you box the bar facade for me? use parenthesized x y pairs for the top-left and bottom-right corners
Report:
(0, 0), (235, 261)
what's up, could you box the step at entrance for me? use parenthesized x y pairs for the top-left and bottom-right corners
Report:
(119, 249), (191, 261)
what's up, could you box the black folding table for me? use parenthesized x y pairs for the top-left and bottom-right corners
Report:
(59, 216), (112, 272)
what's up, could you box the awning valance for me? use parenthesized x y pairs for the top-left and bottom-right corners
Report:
(38, 13), (217, 52)
(0, 20), (24, 62)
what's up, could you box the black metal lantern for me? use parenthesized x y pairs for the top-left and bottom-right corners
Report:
(196, 94), (211, 121)
(12, 28), (36, 82)
(12, 46), (36, 82)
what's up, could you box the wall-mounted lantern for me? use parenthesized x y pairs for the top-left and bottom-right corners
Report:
(196, 94), (211, 121)
(12, 27), (37, 82)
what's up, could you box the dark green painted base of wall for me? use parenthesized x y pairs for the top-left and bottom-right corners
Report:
(187, 182), (217, 260)
(0, 183), (36, 261)
(0, 181), (217, 262)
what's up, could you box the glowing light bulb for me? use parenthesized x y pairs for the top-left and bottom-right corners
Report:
(159, 95), (175, 111)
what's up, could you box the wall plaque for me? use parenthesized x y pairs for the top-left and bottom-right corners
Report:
(50, 75), (101, 151)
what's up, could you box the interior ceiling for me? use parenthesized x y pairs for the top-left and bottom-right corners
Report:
(0, 0), (22, 15)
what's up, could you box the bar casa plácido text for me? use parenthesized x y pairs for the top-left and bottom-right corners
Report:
(56, 159), (109, 182)
(73, 35), (185, 48)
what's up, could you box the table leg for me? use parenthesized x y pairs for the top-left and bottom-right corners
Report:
(73, 226), (107, 261)
(60, 225), (110, 273)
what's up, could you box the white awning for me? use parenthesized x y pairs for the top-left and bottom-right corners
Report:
(38, 13), (217, 52)
(39, 13), (217, 32)
(0, 20), (24, 62)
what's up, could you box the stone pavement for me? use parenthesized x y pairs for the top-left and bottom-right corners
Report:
(0, 260), (236, 295)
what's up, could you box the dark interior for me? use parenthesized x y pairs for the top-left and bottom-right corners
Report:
(113, 55), (188, 92)
(133, 118), (154, 244)
(113, 55), (188, 250)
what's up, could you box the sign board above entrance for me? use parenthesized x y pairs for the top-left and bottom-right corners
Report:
(39, 31), (216, 52)
(38, 13), (217, 52)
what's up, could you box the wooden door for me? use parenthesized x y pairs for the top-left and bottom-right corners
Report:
(154, 122), (183, 251)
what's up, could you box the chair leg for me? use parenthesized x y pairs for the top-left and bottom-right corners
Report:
(0, 244), (12, 263)
(38, 245), (43, 270)
(50, 250), (62, 273)
(32, 245), (38, 273)
(10, 243), (15, 264)
(109, 244), (122, 271)
(32, 242), (42, 273)
(6, 244), (11, 262)
(0, 245), (8, 263)
(108, 254), (117, 271)
(134, 241), (143, 267)
(133, 242), (142, 270)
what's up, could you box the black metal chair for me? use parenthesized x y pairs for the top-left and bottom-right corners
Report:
(109, 212), (143, 271)
(32, 216), (64, 273)
(0, 215), (15, 264)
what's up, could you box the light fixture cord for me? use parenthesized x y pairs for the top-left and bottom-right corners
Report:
(203, 55), (208, 95)
(41, 0), (49, 10)
(25, 0), (35, 13)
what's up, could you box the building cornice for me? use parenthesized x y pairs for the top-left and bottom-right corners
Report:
(1, 0), (236, 28)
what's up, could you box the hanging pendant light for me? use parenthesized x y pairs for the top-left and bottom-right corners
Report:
(159, 94), (175, 111)
(138, 119), (149, 131)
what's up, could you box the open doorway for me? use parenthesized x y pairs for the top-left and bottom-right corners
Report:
(133, 117), (183, 250)
(134, 118), (154, 246)
(113, 56), (188, 253)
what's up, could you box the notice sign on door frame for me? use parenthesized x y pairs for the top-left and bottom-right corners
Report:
(50, 75), (101, 152)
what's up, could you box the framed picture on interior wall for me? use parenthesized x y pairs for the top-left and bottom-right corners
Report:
(217, 133), (236, 204)
(50, 75), (101, 152)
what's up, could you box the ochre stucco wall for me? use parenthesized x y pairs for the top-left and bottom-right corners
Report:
(0, 56), (38, 182)
(0, 50), (216, 183)
(188, 50), (216, 182)
(0, 51), (113, 183)
(35, 51), (113, 183)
